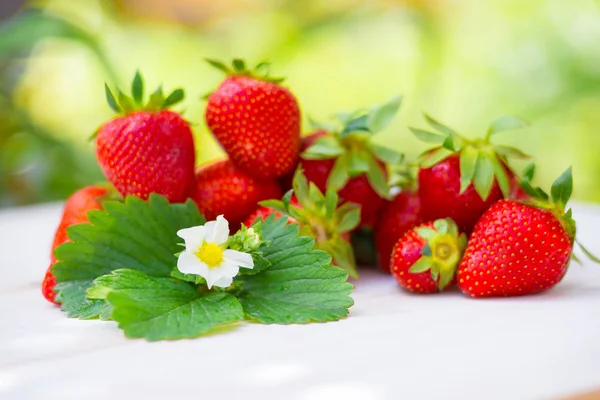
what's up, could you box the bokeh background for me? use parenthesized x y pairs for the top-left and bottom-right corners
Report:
(1, 0), (599, 208)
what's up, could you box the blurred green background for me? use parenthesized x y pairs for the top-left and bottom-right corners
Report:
(1, 0), (599, 207)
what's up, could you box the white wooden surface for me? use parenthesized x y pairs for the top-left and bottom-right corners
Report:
(1, 202), (600, 400)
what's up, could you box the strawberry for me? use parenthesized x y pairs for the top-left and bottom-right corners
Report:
(375, 190), (422, 273)
(193, 159), (282, 227)
(204, 59), (301, 180)
(292, 97), (404, 227)
(391, 218), (467, 293)
(457, 168), (599, 297)
(412, 115), (531, 234)
(96, 72), (196, 203)
(42, 185), (111, 304)
(252, 169), (361, 278)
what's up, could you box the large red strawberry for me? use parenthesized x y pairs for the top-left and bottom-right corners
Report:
(249, 169), (360, 278)
(289, 97), (404, 227)
(193, 159), (282, 227)
(42, 185), (111, 304)
(375, 190), (422, 273)
(96, 72), (196, 203)
(204, 59), (301, 180)
(391, 218), (467, 293)
(412, 115), (530, 234)
(457, 167), (598, 297)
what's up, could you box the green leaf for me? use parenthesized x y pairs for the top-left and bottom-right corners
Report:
(301, 136), (344, 159)
(52, 195), (205, 319)
(325, 238), (359, 279)
(487, 116), (529, 136)
(258, 199), (287, 215)
(104, 84), (121, 113)
(408, 257), (432, 273)
(146, 86), (165, 111)
(348, 153), (369, 174)
(459, 146), (478, 193)
(324, 188), (338, 220)
(337, 206), (361, 233)
(423, 114), (457, 136)
(237, 215), (354, 324)
(99, 270), (243, 341)
(365, 156), (390, 198)
(551, 167), (573, 208)
(442, 135), (456, 151)
(205, 58), (231, 74)
(415, 227), (436, 240)
(490, 153), (510, 198)
(577, 242), (600, 264)
(366, 96), (402, 133)
(420, 148), (454, 169)
(162, 89), (184, 109)
(369, 144), (403, 164)
(473, 153), (495, 200)
(131, 71), (144, 106)
(495, 145), (531, 160)
(117, 90), (134, 114)
(292, 169), (311, 207)
(232, 59), (246, 72)
(327, 154), (350, 190)
(523, 164), (536, 181)
(340, 115), (369, 137)
(170, 269), (207, 285)
(410, 128), (445, 143)
(55, 281), (110, 319)
(433, 219), (449, 234)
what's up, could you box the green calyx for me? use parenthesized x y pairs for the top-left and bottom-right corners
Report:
(302, 96), (404, 199)
(412, 114), (530, 200)
(205, 58), (284, 84)
(259, 168), (360, 278)
(104, 70), (185, 115)
(409, 218), (468, 291)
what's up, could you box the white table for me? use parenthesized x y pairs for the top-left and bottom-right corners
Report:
(1, 202), (600, 400)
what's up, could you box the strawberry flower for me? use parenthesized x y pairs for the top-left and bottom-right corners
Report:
(176, 215), (254, 288)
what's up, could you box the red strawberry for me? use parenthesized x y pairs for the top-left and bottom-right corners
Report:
(42, 185), (111, 304)
(375, 190), (422, 273)
(193, 159), (282, 227)
(205, 59), (300, 180)
(412, 115), (531, 234)
(250, 169), (361, 278)
(457, 168), (598, 297)
(96, 72), (196, 203)
(391, 218), (467, 293)
(291, 97), (404, 228)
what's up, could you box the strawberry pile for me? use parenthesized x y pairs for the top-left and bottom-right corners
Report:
(42, 60), (597, 305)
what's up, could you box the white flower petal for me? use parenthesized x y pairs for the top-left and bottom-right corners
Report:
(210, 215), (230, 245)
(218, 262), (240, 277)
(177, 226), (206, 253)
(177, 252), (207, 275)
(212, 275), (234, 288)
(223, 249), (254, 269)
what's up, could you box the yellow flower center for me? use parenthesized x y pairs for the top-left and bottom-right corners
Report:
(195, 242), (224, 268)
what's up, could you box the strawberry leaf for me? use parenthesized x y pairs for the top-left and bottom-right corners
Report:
(420, 148), (453, 169)
(423, 113), (457, 137)
(104, 84), (121, 113)
(550, 166), (573, 208)
(302, 136), (344, 159)
(52, 195), (205, 319)
(327, 154), (350, 190)
(489, 153), (510, 198)
(162, 88), (184, 109)
(365, 155), (390, 198)
(131, 70), (144, 106)
(410, 128), (445, 143)
(236, 214), (355, 323)
(366, 96), (402, 133)
(577, 241), (600, 264)
(495, 145), (531, 160)
(340, 115), (369, 137)
(459, 146), (478, 194)
(205, 58), (231, 74)
(523, 163), (536, 181)
(473, 153), (495, 200)
(409, 256), (432, 273)
(348, 152), (369, 174)
(337, 206), (361, 233)
(487, 115), (529, 136)
(369, 143), (403, 165)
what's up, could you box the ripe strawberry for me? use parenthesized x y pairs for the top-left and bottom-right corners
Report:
(457, 167), (598, 297)
(204, 59), (301, 180)
(291, 97), (404, 227)
(251, 169), (361, 278)
(391, 218), (467, 293)
(96, 72), (196, 203)
(193, 159), (282, 227)
(375, 190), (422, 273)
(42, 185), (111, 304)
(412, 115), (530, 234)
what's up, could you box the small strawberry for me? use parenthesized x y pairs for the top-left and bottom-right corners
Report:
(412, 115), (530, 234)
(193, 159), (282, 227)
(42, 185), (111, 304)
(391, 218), (467, 293)
(457, 167), (599, 297)
(204, 59), (301, 180)
(375, 190), (422, 273)
(252, 169), (361, 278)
(292, 97), (404, 227)
(96, 71), (196, 203)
